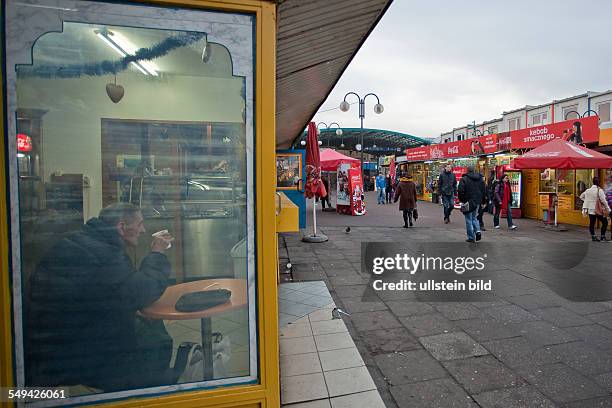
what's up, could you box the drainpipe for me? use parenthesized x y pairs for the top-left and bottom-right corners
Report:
(587, 94), (591, 116)
(551, 102), (555, 123)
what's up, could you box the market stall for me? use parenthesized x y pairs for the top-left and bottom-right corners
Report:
(318, 149), (363, 216)
(513, 139), (612, 227)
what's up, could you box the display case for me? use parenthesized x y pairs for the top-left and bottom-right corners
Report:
(539, 169), (595, 211)
(129, 174), (243, 282)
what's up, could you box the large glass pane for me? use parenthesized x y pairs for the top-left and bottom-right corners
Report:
(5, 0), (256, 405)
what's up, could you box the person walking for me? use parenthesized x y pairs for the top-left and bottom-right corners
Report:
(493, 174), (518, 230)
(606, 175), (612, 240)
(321, 175), (332, 209)
(477, 173), (488, 231)
(376, 173), (386, 204)
(580, 177), (610, 242)
(438, 163), (457, 224)
(394, 173), (418, 228)
(486, 170), (497, 214)
(458, 166), (486, 243)
(385, 174), (393, 203)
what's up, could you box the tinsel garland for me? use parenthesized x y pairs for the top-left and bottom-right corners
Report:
(17, 32), (206, 78)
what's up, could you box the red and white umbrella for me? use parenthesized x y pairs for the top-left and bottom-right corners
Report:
(304, 122), (327, 199)
(303, 122), (328, 242)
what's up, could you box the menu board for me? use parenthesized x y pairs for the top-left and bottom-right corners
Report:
(539, 194), (552, 209)
(558, 194), (573, 211)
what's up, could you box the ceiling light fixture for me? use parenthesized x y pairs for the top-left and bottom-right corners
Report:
(95, 29), (159, 76)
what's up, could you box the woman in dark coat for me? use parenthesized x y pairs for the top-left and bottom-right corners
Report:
(394, 173), (418, 228)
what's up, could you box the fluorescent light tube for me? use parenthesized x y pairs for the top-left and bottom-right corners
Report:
(95, 30), (158, 76)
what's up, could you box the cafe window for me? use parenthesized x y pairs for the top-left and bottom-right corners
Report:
(277, 154), (302, 189)
(598, 101), (611, 123)
(539, 169), (595, 211)
(4, 0), (257, 405)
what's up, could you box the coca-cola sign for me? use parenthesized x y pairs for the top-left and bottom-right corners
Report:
(17, 133), (32, 152)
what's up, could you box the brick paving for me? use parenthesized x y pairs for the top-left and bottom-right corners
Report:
(281, 191), (612, 407)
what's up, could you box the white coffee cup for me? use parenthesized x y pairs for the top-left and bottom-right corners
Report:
(152, 230), (172, 249)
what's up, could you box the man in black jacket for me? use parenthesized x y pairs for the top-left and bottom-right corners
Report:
(458, 166), (486, 243)
(26, 203), (178, 391)
(438, 163), (457, 223)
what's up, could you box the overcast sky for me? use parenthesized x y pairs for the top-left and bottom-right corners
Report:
(313, 0), (612, 140)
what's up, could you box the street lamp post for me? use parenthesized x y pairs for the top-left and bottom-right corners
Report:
(339, 92), (384, 180)
(467, 120), (484, 137)
(316, 122), (343, 147)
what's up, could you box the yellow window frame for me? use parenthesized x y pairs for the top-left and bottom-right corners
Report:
(0, 0), (279, 407)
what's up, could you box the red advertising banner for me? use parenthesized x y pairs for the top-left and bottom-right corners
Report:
(510, 116), (599, 149)
(348, 166), (366, 216)
(406, 134), (499, 161)
(406, 146), (431, 161)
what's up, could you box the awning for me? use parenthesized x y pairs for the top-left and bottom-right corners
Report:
(513, 139), (612, 169)
(294, 128), (430, 155)
(276, 0), (394, 148)
(319, 148), (360, 171)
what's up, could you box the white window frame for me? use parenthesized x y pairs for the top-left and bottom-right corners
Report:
(508, 117), (521, 131)
(597, 101), (611, 123)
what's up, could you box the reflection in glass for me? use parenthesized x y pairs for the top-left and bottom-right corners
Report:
(9, 7), (254, 403)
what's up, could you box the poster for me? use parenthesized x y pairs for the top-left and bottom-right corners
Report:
(557, 195), (573, 211)
(276, 153), (302, 189)
(349, 166), (366, 216)
(336, 162), (351, 206)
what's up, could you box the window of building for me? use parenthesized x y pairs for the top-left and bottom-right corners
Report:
(598, 101), (611, 123)
(487, 125), (498, 134)
(530, 112), (547, 126)
(508, 117), (521, 131)
(563, 104), (580, 120)
(4, 0), (257, 405)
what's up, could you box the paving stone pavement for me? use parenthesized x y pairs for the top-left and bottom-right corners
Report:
(281, 192), (612, 407)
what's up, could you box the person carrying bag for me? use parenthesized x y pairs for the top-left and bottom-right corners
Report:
(580, 177), (611, 242)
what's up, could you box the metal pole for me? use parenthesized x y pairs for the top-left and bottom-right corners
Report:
(360, 99), (365, 182)
(313, 197), (317, 236)
(554, 171), (559, 227)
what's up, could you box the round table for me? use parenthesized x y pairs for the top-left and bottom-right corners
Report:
(140, 278), (248, 380)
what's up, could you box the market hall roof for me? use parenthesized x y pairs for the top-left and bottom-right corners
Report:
(292, 128), (432, 155)
(275, 0), (394, 149)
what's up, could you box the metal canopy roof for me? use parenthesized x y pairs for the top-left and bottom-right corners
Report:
(275, 0), (393, 148)
(292, 128), (431, 156)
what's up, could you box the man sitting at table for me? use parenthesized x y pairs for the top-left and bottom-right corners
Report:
(25, 203), (190, 392)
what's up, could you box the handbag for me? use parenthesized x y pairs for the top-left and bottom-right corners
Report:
(175, 289), (232, 312)
(413, 208), (418, 220)
(460, 201), (471, 213)
(596, 188), (610, 217)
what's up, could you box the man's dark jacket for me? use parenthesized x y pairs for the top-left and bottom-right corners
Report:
(438, 170), (457, 197)
(458, 172), (486, 211)
(25, 217), (170, 389)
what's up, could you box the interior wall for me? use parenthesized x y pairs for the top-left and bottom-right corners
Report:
(16, 72), (244, 219)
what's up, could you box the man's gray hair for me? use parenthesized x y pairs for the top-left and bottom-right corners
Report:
(98, 203), (141, 226)
(466, 165), (475, 173)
